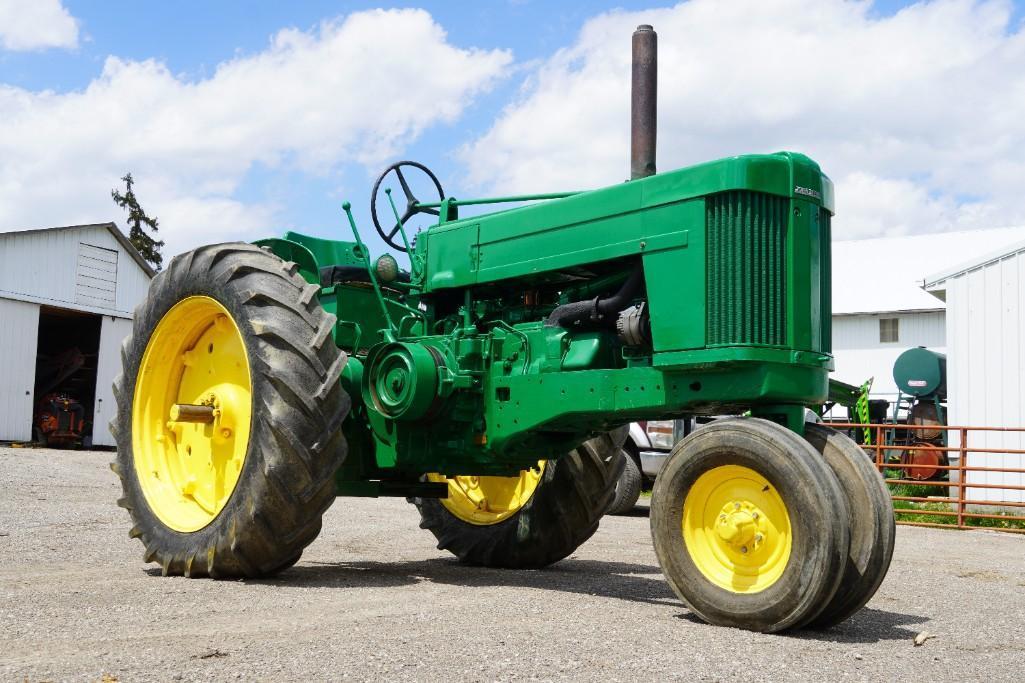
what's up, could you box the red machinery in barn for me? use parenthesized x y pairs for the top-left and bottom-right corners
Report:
(32, 347), (91, 447)
(35, 392), (87, 447)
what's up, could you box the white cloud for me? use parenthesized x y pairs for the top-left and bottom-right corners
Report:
(0, 9), (511, 258)
(462, 0), (1025, 238)
(0, 0), (79, 51)
(835, 171), (1003, 239)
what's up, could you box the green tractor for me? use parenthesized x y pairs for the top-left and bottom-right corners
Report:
(112, 26), (893, 633)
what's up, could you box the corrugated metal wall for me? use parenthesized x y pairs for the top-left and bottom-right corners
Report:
(832, 311), (946, 350)
(0, 225), (150, 317)
(76, 243), (119, 309)
(831, 311), (946, 398)
(944, 251), (1025, 503)
(0, 299), (40, 441)
(93, 316), (133, 447)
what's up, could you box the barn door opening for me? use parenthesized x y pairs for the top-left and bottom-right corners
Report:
(33, 306), (101, 447)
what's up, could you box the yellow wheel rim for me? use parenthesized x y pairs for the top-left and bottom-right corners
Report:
(428, 462), (546, 525)
(131, 296), (252, 532)
(682, 465), (792, 594)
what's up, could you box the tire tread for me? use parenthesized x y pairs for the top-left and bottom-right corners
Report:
(111, 243), (348, 579)
(413, 429), (626, 569)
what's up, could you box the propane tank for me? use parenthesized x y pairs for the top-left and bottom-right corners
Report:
(893, 346), (947, 441)
(892, 347), (946, 399)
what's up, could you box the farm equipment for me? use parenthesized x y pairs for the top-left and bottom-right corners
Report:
(888, 346), (948, 480)
(818, 349), (949, 480)
(820, 377), (884, 445)
(33, 346), (92, 447)
(112, 25), (894, 633)
(35, 392), (87, 447)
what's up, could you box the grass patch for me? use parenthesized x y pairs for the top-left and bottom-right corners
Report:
(887, 482), (1025, 530)
(892, 499), (957, 525)
(889, 482), (945, 499)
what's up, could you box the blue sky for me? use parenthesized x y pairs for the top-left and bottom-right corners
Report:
(2, 1), (972, 90)
(2, 0), (1025, 262)
(3, 1), (680, 256)
(3, 1), (710, 254)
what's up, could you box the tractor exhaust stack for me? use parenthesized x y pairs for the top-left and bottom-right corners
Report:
(630, 24), (657, 180)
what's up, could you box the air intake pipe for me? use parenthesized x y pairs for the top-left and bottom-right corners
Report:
(544, 267), (644, 328)
(631, 24), (657, 180)
(546, 25), (656, 331)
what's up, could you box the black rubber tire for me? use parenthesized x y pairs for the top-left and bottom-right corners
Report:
(413, 429), (627, 568)
(650, 418), (850, 633)
(111, 243), (349, 578)
(802, 424), (896, 629)
(607, 450), (643, 515)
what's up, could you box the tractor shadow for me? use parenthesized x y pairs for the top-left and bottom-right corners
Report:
(673, 607), (929, 643)
(268, 558), (928, 643)
(269, 557), (679, 606)
(787, 608), (931, 644)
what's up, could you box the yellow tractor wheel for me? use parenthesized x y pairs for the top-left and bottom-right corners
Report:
(650, 418), (850, 633)
(427, 462), (547, 526)
(413, 429), (627, 568)
(111, 243), (349, 578)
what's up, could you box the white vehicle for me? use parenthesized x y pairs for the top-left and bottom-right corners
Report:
(607, 418), (693, 515)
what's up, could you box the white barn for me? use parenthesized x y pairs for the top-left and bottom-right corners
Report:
(0, 223), (154, 445)
(924, 238), (1025, 503)
(829, 227), (1025, 410)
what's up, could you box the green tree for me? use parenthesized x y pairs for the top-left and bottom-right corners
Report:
(112, 173), (164, 270)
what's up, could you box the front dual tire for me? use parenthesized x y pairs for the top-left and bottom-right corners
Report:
(650, 418), (894, 633)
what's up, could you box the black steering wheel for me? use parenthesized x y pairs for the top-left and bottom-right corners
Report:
(370, 161), (445, 252)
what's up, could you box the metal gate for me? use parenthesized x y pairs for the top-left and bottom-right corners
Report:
(830, 423), (1025, 533)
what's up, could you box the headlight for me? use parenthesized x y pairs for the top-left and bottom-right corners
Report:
(645, 420), (675, 450)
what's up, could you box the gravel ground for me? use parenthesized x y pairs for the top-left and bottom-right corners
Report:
(2, 446), (1024, 682)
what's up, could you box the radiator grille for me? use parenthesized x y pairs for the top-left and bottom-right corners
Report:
(706, 191), (788, 346)
(819, 208), (832, 353)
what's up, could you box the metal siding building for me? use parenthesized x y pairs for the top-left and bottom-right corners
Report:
(0, 223), (153, 445)
(925, 240), (1025, 503)
(831, 310), (946, 399)
(828, 227), (1025, 410)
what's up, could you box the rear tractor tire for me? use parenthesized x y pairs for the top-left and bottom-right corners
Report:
(607, 449), (643, 515)
(650, 418), (850, 633)
(413, 429), (627, 568)
(111, 243), (349, 578)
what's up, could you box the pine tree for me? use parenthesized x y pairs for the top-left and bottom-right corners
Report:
(112, 173), (164, 270)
